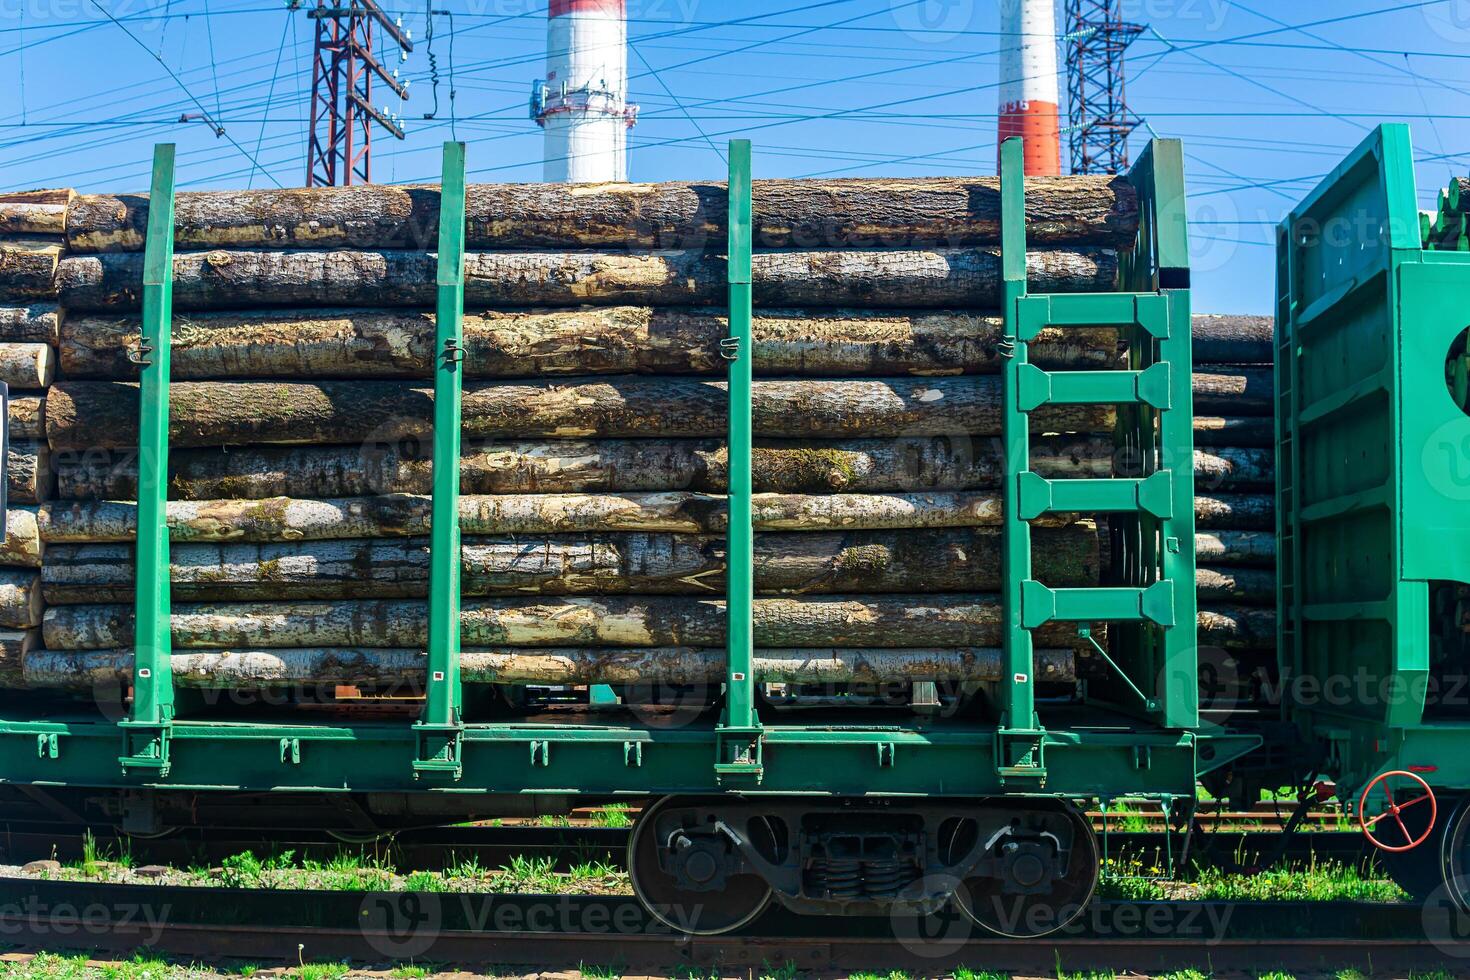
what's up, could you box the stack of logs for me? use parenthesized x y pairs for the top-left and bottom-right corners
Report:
(0, 175), (1276, 700)
(0, 190), (65, 681)
(1192, 313), (1277, 704)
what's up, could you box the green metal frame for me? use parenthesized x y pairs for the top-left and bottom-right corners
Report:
(415, 141), (469, 779)
(1277, 124), (1470, 803)
(120, 144), (179, 775)
(996, 137), (1197, 785)
(0, 136), (1261, 803)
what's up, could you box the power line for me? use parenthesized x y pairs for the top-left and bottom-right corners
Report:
(81, 0), (283, 188)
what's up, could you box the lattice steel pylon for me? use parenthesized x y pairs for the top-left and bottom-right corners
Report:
(306, 0), (413, 187)
(1064, 0), (1143, 175)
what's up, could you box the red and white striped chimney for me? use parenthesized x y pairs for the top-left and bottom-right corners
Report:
(998, 0), (1062, 176)
(532, 0), (638, 183)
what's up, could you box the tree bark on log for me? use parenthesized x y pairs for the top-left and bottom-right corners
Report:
(1191, 314), (1273, 365)
(1194, 448), (1274, 490)
(50, 435), (1206, 501)
(0, 240), (61, 299)
(1192, 370), (1272, 416)
(10, 441), (51, 505)
(59, 307), (1123, 379)
(21, 645), (1078, 689)
(8, 394), (45, 441)
(44, 377), (1115, 451)
(64, 176), (1138, 253)
(1194, 416), (1274, 448)
(39, 525), (1099, 604)
(1198, 605), (1276, 652)
(38, 490), (1080, 544)
(41, 594), (1083, 651)
(1197, 566), (1275, 604)
(1195, 530), (1275, 567)
(0, 628), (36, 687)
(0, 304), (59, 344)
(0, 569), (42, 628)
(1195, 493), (1274, 531)
(0, 508), (41, 567)
(0, 189), (71, 237)
(54, 247), (1119, 312)
(0, 344), (52, 389)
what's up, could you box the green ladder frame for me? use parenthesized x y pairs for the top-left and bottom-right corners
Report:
(996, 137), (1197, 782)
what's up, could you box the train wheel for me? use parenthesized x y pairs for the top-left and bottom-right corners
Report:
(628, 796), (772, 936)
(1438, 797), (1470, 912)
(954, 800), (1099, 938)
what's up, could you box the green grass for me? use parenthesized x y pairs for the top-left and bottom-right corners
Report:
(847, 972), (912, 980)
(402, 870), (449, 892)
(96, 956), (169, 980)
(953, 970), (1008, 980)
(759, 962), (801, 980)
(294, 963), (349, 980)
(1155, 972), (1209, 980)
(498, 854), (558, 891)
(0, 953), (94, 980)
(1256, 973), (1296, 980)
(588, 804), (633, 829)
(1191, 858), (1406, 903)
(577, 964), (622, 980)
(388, 966), (429, 979)
(70, 830), (133, 876)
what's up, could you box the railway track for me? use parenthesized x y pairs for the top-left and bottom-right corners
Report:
(0, 822), (1375, 874)
(0, 876), (1460, 972)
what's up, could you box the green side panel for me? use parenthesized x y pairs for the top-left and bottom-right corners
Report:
(1276, 124), (1470, 794)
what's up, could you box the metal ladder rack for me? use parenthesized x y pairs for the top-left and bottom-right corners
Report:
(995, 136), (1197, 783)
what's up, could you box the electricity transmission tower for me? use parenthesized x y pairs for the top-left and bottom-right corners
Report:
(1064, 0), (1144, 175)
(305, 0), (413, 187)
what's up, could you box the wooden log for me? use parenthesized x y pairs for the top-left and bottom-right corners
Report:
(59, 307), (1122, 379)
(38, 490), (1080, 545)
(64, 176), (1137, 253)
(1194, 447), (1273, 490)
(1191, 314), (1272, 365)
(1194, 493), (1273, 531)
(21, 645), (1078, 689)
(10, 441), (51, 505)
(0, 628), (37, 687)
(0, 507), (42, 567)
(42, 594), (1083, 651)
(0, 304), (60, 344)
(44, 377), (1115, 451)
(1196, 530), (1275, 567)
(1198, 605), (1276, 652)
(1192, 369), (1272, 416)
(1194, 416), (1273, 448)
(0, 239), (61, 299)
(0, 189), (71, 238)
(39, 525), (1099, 604)
(54, 247), (1119, 312)
(1197, 566), (1275, 604)
(8, 393), (45, 441)
(54, 436), (1112, 501)
(0, 344), (52, 389)
(0, 569), (42, 628)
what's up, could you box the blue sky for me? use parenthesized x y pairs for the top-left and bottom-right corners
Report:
(4, 0), (1466, 313)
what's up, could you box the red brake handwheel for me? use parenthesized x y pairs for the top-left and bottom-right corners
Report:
(1358, 770), (1437, 852)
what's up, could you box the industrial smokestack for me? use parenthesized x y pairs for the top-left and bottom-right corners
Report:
(998, 0), (1062, 176)
(530, 0), (639, 183)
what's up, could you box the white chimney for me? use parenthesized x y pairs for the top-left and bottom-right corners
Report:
(531, 0), (638, 183)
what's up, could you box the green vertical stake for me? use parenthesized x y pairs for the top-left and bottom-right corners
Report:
(999, 136), (1037, 735)
(121, 143), (178, 773)
(720, 139), (759, 770)
(419, 141), (467, 768)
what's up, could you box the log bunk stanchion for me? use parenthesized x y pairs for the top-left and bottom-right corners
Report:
(415, 142), (469, 779)
(120, 144), (178, 774)
(715, 140), (762, 783)
(996, 135), (1198, 785)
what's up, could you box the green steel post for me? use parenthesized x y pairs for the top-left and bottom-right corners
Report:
(999, 137), (1037, 739)
(717, 139), (761, 781)
(122, 143), (178, 773)
(416, 141), (467, 777)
